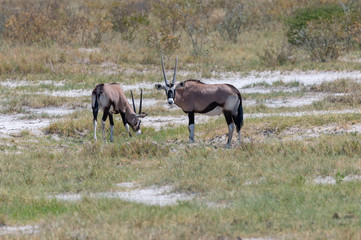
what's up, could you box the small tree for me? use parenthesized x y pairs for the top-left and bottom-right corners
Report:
(286, 2), (361, 61)
(152, 0), (183, 35)
(146, 29), (181, 56)
(299, 18), (348, 61)
(175, 0), (213, 56)
(217, 1), (246, 43)
(149, 0), (183, 55)
(108, 0), (150, 41)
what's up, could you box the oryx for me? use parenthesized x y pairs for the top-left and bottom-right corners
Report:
(155, 56), (243, 148)
(92, 83), (146, 141)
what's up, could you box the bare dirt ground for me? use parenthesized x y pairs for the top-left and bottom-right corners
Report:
(52, 182), (195, 206)
(1, 70), (360, 137)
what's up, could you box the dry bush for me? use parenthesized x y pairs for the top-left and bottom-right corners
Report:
(300, 19), (348, 61)
(287, 2), (361, 61)
(152, 0), (183, 34)
(258, 42), (294, 67)
(3, 0), (112, 46)
(146, 29), (181, 56)
(108, 0), (150, 41)
(216, 1), (246, 43)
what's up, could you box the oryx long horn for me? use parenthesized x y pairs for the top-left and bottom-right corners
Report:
(139, 89), (143, 114)
(172, 56), (178, 85)
(131, 90), (136, 113)
(161, 55), (168, 85)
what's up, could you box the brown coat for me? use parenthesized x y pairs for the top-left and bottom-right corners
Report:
(174, 80), (241, 114)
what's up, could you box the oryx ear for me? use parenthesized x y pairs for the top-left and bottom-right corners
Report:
(155, 84), (165, 90)
(136, 113), (147, 118)
(176, 81), (185, 88)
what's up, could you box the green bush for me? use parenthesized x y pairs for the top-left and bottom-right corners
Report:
(301, 18), (349, 62)
(286, 4), (343, 45)
(286, 3), (361, 62)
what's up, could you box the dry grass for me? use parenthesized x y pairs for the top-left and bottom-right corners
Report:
(1, 1), (361, 238)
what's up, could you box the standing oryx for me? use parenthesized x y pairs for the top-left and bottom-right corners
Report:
(92, 83), (146, 141)
(155, 56), (243, 148)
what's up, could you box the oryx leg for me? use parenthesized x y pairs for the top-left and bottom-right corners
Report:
(188, 112), (195, 143)
(109, 113), (114, 142)
(120, 112), (131, 137)
(92, 95), (99, 141)
(101, 107), (110, 141)
(224, 111), (234, 148)
(93, 110), (98, 141)
(233, 113), (242, 145)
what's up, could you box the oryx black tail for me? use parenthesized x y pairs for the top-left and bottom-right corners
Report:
(235, 95), (243, 132)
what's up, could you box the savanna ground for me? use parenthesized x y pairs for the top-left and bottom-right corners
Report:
(1, 0), (361, 239)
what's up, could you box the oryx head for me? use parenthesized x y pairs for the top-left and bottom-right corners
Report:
(155, 55), (178, 105)
(129, 89), (147, 134)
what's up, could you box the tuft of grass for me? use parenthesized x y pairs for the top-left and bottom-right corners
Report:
(46, 111), (92, 138)
(310, 79), (361, 93)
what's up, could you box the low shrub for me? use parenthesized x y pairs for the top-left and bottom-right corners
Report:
(258, 41), (294, 67)
(286, 4), (343, 46)
(286, 3), (361, 62)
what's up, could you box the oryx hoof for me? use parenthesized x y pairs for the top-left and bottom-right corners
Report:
(225, 143), (232, 149)
(189, 139), (195, 144)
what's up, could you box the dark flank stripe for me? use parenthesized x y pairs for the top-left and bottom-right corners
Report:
(197, 102), (223, 114)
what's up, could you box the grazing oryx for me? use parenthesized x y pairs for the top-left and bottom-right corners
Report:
(155, 56), (243, 148)
(92, 83), (146, 141)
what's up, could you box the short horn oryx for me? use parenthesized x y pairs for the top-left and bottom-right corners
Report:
(92, 83), (146, 141)
(155, 56), (243, 148)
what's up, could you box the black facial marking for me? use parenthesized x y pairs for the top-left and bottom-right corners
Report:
(167, 90), (174, 99)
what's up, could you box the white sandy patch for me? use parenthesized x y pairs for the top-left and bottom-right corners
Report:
(240, 86), (302, 94)
(0, 114), (51, 136)
(245, 109), (361, 119)
(0, 225), (39, 236)
(78, 48), (100, 53)
(244, 93), (328, 108)
(116, 182), (137, 188)
(53, 184), (194, 206)
(313, 175), (361, 185)
(40, 89), (91, 98)
(0, 80), (64, 88)
(281, 123), (361, 140)
(204, 70), (361, 88)
(142, 115), (214, 130)
(25, 107), (78, 116)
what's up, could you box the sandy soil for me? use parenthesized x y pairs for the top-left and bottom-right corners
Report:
(1, 70), (360, 137)
(52, 182), (194, 206)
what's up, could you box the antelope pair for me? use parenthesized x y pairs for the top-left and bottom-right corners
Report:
(92, 83), (146, 142)
(92, 58), (243, 148)
(155, 56), (243, 148)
